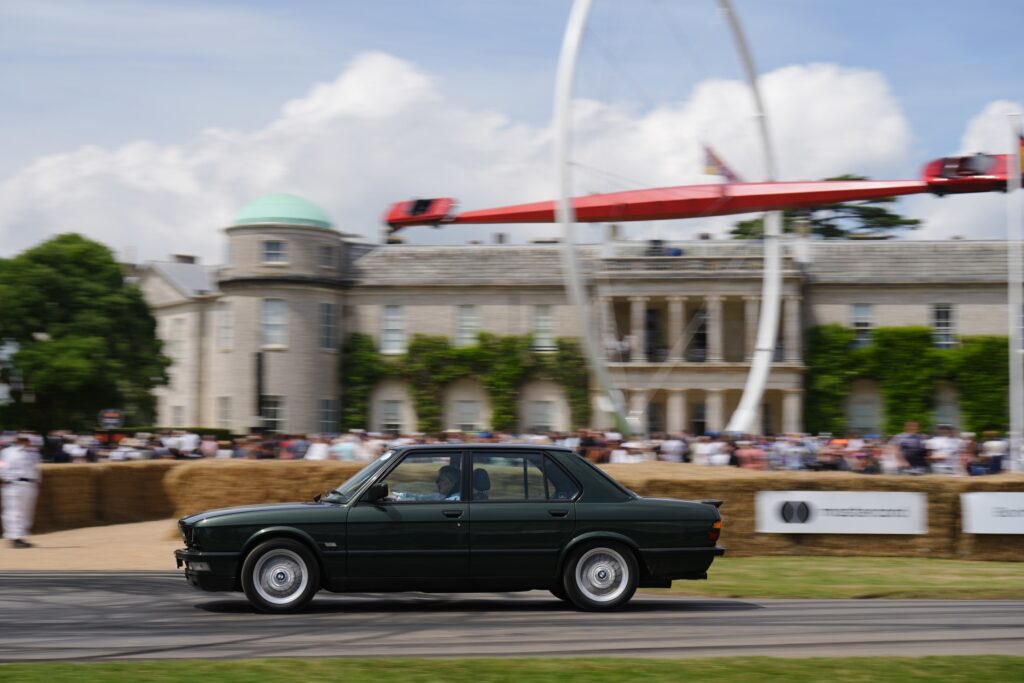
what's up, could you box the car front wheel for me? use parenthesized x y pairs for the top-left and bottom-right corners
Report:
(241, 538), (319, 613)
(562, 541), (637, 611)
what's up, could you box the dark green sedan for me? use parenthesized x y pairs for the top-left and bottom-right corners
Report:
(175, 443), (724, 612)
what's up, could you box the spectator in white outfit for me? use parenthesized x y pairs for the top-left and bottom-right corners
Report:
(1, 435), (40, 548)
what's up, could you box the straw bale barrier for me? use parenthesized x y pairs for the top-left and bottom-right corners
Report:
(30, 461), (182, 533)
(166, 460), (366, 518)
(20, 461), (1024, 560)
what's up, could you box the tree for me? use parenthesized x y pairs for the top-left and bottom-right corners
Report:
(0, 234), (169, 430)
(730, 174), (922, 240)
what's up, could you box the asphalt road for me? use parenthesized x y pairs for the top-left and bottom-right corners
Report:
(0, 572), (1021, 661)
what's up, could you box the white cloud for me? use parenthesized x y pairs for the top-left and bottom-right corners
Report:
(0, 53), (915, 260)
(911, 99), (1023, 240)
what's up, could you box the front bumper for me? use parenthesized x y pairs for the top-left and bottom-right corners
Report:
(174, 548), (240, 592)
(639, 546), (726, 581)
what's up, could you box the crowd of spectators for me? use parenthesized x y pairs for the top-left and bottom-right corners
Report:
(0, 420), (1010, 475)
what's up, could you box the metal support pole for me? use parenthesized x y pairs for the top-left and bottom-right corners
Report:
(1008, 114), (1023, 471)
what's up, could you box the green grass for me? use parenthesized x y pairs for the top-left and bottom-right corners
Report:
(650, 555), (1024, 599)
(2, 658), (1023, 682)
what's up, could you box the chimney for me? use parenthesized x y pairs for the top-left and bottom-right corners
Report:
(173, 254), (197, 264)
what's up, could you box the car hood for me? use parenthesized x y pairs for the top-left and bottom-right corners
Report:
(180, 502), (326, 525)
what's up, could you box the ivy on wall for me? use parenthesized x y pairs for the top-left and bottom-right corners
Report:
(339, 332), (590, 434)
(805, 324), (1010, 435)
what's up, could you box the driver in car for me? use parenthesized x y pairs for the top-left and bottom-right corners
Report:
(435, 465), (461, 501)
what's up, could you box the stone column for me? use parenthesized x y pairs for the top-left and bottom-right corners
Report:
(666, 388), (687, 434)
(782, 389), (803, 434)
(629, 388), (648, 430)
(705, 388), (724, 433)
(706, 295), (723, 363)
(629, 296), (648, 362)
(600, 296), (615, 359)
(667, 296), (686, 362)
(744, 296), (760, 361)
(784, 295), (802, 363)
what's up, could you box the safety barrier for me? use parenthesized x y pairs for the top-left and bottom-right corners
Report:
(24, 460), (1024, 560)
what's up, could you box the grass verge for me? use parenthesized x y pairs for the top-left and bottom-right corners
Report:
(650, 555), (1024, 599)
(2, 657), (1022, 682)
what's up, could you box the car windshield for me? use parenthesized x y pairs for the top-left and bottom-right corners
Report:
(326, 450), (396, 502)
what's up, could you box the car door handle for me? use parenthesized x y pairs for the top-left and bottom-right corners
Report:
(548, 509), (569, 517)
(442, 509), (464, 519)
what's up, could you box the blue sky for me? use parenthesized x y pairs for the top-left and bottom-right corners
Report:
(1, 0), (1022, 259)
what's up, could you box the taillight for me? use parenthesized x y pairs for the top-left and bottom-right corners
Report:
(709, 519), (722, 542)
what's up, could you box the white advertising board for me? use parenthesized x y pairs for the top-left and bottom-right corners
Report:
(961, 493), (1024, 534)
(756, 491), (928, 535)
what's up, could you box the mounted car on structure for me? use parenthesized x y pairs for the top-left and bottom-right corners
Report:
(175, 444), (724, 612)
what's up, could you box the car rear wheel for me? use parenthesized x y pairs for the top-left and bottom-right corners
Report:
(562, 541), (637, 611)
(241, 539), (319, 613)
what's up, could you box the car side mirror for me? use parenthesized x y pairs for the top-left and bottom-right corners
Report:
(363, 481), (389, 504)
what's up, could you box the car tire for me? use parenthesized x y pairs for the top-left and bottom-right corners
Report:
(561, 541), (638, 611)
(241, 538), (320, 613)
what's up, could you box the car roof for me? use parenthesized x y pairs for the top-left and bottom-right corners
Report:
(398, 443), (572, 452)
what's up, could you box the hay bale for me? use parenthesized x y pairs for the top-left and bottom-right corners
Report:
(167, 460), (366, 518)
(600, 463), (963, 559)
(97, 460), (181, 524)
(32, 465), (101, 533)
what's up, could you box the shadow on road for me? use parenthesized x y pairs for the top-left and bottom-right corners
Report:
(196, 595), (763, 615)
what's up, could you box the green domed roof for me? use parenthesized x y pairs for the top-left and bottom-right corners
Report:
(233, 193), (333, 229)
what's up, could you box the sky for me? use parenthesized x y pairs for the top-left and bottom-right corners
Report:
(0, 0), (1022, 263)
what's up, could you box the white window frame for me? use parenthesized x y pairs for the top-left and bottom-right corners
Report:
(261, 299), (288, 348)
(455, 304), (479, 347)
(262, 240), (288, 264)
(380, 399), (403, 434)
(533, 304), (556, 350)
(381, 305), (406, 354)
(261, 395), (284, 432)
(932, 303), (956, 349)
(319, 398), (338, 434)
(851, 303), (873, 348)
(217, 396), (232, 430)
(168, 317), (185, 361)
(319, 302), (336, 350)
(217, 301), (233, 351)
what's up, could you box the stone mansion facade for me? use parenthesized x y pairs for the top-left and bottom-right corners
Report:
(139, 193), (1010, 437)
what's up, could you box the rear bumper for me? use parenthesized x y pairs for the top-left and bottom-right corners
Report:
(639, 546), (725, 581)
(174, 548), (240, 592)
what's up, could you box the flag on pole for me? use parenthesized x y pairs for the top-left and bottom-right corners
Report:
(703, 145), (742, 182)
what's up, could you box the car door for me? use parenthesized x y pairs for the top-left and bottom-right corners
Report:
(346, 450), (469, 582)
(468, 451), (579, 580)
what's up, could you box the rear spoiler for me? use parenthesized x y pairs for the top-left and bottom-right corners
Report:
(700, 499), (723, 509)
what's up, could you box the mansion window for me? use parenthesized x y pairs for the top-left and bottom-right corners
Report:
(168, 317), (185, 361)
(261, 299), (288, 347)
(528, 400), (554, 434)
(319, 398), (338, 434)
(455, 305), (478, 347)
(216, 302), (233, 351)
(318, 245), (336, 269)
(380, 399), (403, 434)
(262, 240), (287, 264)
(217, 396), (232, 430)
(533, 304), (555, 350)
(381, 305), (405, 354)
(261, 395), (284, 433)
(851, 303), (873, 348)
(320, 302), (336, 350)
(454, 399), (481, 432)
(932, 303), (955, 349)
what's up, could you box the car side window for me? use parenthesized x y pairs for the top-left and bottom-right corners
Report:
(471, 453), (579, 501)
(380, 453), (463, 502)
